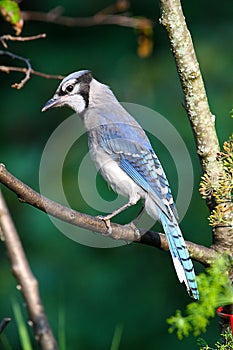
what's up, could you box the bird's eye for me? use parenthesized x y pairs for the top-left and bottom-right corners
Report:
(66, 85), (74, 93)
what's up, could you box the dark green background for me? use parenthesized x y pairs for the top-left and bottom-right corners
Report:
(0, 0), (232, 349)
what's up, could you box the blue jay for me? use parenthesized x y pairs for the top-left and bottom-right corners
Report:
(42, 70), (199, 300)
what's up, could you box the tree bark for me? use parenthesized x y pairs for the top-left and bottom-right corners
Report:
(0, 190), (58, 350)
(158, 0), (233, 337)
(0, 163), (216, 265)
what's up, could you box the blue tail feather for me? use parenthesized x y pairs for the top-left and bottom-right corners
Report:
(160, 212), (199, 300)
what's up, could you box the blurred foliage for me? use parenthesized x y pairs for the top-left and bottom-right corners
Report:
(12, 300), (33, 350)
(110, 323), (123, 350)
(198, 329), (233, 350)
(136, 23), (153, 58)
(200, 134), (233, 227)
(0, 0), (233, 349)
(167, 257), (233, 339)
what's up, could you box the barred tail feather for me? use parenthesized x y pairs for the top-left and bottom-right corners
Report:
(160, 213), (199, 300)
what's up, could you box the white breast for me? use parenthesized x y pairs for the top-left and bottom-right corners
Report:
(90, 145), (144, 203)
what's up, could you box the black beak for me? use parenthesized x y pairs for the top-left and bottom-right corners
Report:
(41, 95), (63, 112)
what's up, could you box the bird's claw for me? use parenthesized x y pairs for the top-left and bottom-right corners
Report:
(97, 215), (113, 235)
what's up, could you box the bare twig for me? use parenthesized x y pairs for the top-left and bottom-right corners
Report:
(0, 318), (11, 334)
(0, 163), (217, 265)
(0, 4), (152, 89)
(0, 33), (46, 49)
(0, 51), (63, 86)
(0, 189), (58, 350)
(0, 33), (62, 87)
(21, 10), (152, 29)
(0, 50), (31, 89)
(0, 65), (64, 80)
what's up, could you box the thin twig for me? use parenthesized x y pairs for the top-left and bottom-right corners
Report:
(0, 189), (58, 350)
(0, 65), (64, 80)
(21, 10), (152, 29)
(0, 50), (31, 89)
(0, 33), (46, 49)
(0, 163), (217, 265)
(0, 34), (60, 87)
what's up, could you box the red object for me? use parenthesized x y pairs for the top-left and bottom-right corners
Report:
(217, 306), (233, 335)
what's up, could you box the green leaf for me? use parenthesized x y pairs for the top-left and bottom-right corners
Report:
(0, 0), (23, 34)
(110, 324), (123, 350)
(167, 257), (233, 339)
(12, 300), (33, 350)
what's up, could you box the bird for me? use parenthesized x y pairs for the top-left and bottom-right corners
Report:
(42, 69), (199, 300)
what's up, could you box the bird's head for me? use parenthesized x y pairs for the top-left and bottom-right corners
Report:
(42, 70), (93, 114)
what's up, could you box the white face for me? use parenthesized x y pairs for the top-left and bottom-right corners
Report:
(42, 70), (92, 114)
(61, 92), (86, 113)
(56, 79), (86, 113)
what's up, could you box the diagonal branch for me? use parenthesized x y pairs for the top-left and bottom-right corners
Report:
(0, 163), (216, 266)
(0, 189), (58, 350)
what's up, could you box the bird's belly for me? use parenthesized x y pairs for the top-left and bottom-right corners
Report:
(91, 148), (144, 200)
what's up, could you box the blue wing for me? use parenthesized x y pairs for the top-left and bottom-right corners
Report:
(89, 120), (178, 220)
(88, 116), (199, 299)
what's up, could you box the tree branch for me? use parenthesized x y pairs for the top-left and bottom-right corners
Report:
(0, 65), (64, 80)
(158, 0), (233, 257)
(0, 50), (64, 88)
(159, 0), (222, 179)
(0, 33), (46, 49)
(21, 10), (152, 30)
(0, 50), (32, 89)
(0, 33), (63, 88)
(0, 189), (58, 350)
(0, 163), (216, 265)
(158, 0), (233, 336)
(138, 230), (216, 265)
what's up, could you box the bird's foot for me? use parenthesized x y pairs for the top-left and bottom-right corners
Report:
(97, 215), (113, 236)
